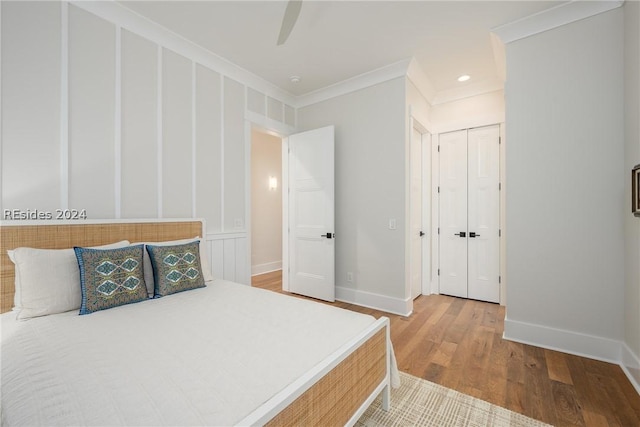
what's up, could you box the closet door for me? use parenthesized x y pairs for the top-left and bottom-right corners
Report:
(439, 129), (468, 298)
(467, 125), (500, 303)
(438, 125), (500, 303)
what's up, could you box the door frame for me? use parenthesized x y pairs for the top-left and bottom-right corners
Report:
(433, 122), (506, 305)
(245, 119), (291, 288)
(408, 116), (434, 300)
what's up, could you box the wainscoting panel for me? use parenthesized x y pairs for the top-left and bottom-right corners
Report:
(1, 1), (295, 235)
(206, 233), (249, 285)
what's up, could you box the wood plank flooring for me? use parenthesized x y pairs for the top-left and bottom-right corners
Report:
(252, 270), (640, 427)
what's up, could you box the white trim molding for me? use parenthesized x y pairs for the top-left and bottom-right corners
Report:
(114, 25), (122, 219)
(251, 261), (282, 276)
(492, 0), (624, 44)
(504, 317), (623, 363)
(296, 58), (411, 108)
(336, 286), (412, 317)
(69, 0), (295, 107)
(205, 232), (249, 285)
(60, 1), (69, 211)
(504, 316), (640, 394)
(406, 58), (436, 105)
(622, 343), (640, 395)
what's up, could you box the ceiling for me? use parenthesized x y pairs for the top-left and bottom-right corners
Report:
(119, 1), (565, 98)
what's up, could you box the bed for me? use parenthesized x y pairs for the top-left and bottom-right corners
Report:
(0, 219), (397, 426)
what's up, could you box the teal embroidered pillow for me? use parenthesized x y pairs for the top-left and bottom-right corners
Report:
(146, 241), (205, 297)
(74, 245), (148, 315)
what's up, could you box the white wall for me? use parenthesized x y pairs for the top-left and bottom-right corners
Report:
(624, 0), (640, 388)
(2, 2), (62, 214)
(251, 130), (282, 275)
(1, 2), (297, 285)
(297, 78), (409, 315)
(504, 9), (626, 361)
(430, 90), (505, 134)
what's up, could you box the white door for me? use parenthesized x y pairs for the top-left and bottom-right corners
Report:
(421, 131), (432, 295)
(285, 126), (335, 302)
(410, 127), (423, 299)
(438, 125), (500, 303)
(467, 126), (500, 302)
(439, 129), (469, 298)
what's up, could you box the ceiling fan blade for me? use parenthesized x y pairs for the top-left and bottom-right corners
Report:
(277, 0), (303, 46)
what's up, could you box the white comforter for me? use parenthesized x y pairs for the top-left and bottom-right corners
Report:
(1, 280), (387, 426)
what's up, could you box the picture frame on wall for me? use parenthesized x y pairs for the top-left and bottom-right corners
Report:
(633, 164), (640, 217)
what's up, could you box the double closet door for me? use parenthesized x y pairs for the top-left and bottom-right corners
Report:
(439, 125), (500, 303)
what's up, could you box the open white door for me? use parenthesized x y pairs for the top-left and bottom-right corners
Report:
(285, 126), (335, 302)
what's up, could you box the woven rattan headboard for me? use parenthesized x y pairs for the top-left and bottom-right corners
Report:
(0, 220), (204, 314)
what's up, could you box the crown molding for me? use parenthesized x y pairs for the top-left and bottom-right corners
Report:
(406, 58), (436, 105)
(71, 0), (297, 106)
(492, 0), (625, 44)
(431, 78), (504, 105)
(295, 58), (411, 109)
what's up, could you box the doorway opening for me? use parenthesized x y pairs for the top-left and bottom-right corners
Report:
(409, 120), (432, 301)
(250, 128), (283, 277)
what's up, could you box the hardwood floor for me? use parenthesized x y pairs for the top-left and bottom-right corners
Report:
(252, 270), (640, 427)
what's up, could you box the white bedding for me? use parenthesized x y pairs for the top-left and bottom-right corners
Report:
(1, 280), (392, 426)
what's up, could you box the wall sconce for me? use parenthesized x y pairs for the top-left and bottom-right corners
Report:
(268, 176), (278, 191)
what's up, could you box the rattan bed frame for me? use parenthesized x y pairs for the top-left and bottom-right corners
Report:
(0, 219), (391, 426)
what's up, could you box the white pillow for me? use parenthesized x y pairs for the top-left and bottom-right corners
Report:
(8, 240), (131, 320)
(132, 237), (214, 296)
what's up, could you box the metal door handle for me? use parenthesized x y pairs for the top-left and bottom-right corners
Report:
(419, 231), (425, 237)
(321, 232), (333, 239)
(469, 232), (480, 238)
(454, 232), (466, 237)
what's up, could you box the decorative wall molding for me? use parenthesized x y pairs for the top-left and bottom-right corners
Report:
(219, 73), (225, 231)
(60, 2), (69, 212)
(70, 1), (296, 107)
(191, 61), (197, 218)
(336, 286), (412, 317)
(492, 0), (624, 45)
(114, 25), (122, 218)
(156, 45), (163, 218)
(205, 232), (249, 285)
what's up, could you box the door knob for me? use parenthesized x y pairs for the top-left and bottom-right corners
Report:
(321, 232), (333, 239)
(469, 232), (480, 238)
(454, 232), (466, 237)
(419, 231), (425, 237)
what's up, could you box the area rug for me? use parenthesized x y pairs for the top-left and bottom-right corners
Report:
(356, 372), (551, 427)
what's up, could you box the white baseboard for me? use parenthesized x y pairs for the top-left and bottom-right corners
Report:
(504, 317), (623, 364)
(335, 286), (412, 317)
(504, 317), (640, 396)
(622, 343), (640, 395)
(251, 261), (282, 276)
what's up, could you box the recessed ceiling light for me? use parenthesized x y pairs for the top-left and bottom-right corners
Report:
(457, 74), (471, 82)
(290, 75), (301, 84)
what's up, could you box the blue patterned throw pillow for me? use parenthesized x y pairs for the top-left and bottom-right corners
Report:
(146, 241), (205, 297)
(74, 245), (148, 315)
